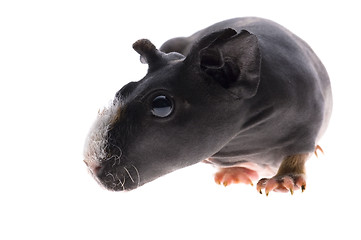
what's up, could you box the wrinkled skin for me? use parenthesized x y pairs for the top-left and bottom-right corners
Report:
(83, 17), (332, 191)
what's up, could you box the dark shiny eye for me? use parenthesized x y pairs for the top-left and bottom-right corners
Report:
(151, 95), (173, 118)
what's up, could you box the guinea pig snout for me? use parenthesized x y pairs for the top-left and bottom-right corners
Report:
(84, 157), (141, 191)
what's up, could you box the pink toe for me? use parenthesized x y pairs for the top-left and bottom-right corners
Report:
(265, 178), (279, 195)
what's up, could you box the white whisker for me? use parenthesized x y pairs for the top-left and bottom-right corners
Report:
(106, 172), (115, 182)
(124, 167), (135, 183)
(115, 173), (125, 191)
(112, 155), (121, 167)
(121, 176), (125, 191)
(132, 165), (140, 187)
(113, 144), (123, 166)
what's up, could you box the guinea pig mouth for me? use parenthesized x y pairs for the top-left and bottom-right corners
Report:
(91, 164), (141, 191)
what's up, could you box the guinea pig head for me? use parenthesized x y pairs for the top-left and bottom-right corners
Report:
(83, 28), (261, 191)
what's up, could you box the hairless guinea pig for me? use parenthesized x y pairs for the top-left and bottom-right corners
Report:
(84, 17), (332, 195)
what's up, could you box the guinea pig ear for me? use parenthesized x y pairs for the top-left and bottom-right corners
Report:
(133, 39), (167, 72)
(187, 29), (261, 99)
(133, 39), (185, 73)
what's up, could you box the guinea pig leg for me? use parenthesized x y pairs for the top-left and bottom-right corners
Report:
(256, 153), (311, 196)
(214, 167), (259, 187)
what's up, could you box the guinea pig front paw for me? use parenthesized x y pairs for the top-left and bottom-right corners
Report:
(256, 173), (306, 196)
(214, 167), (259, 187)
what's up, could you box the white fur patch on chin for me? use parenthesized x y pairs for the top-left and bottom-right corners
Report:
(83, 99), (122, 167)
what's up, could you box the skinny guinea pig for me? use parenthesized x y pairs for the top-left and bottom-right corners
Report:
(84, 17), (332, 195)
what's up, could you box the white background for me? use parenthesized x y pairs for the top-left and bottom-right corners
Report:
(1, 0), (360, 239)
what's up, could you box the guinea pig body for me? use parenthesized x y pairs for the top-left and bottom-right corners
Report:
(84, 17), (332, 193)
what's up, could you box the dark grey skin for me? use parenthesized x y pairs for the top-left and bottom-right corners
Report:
(84, 17), (332, 192)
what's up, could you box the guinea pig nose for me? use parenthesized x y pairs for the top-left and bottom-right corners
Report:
(84, 159), (102, 175)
